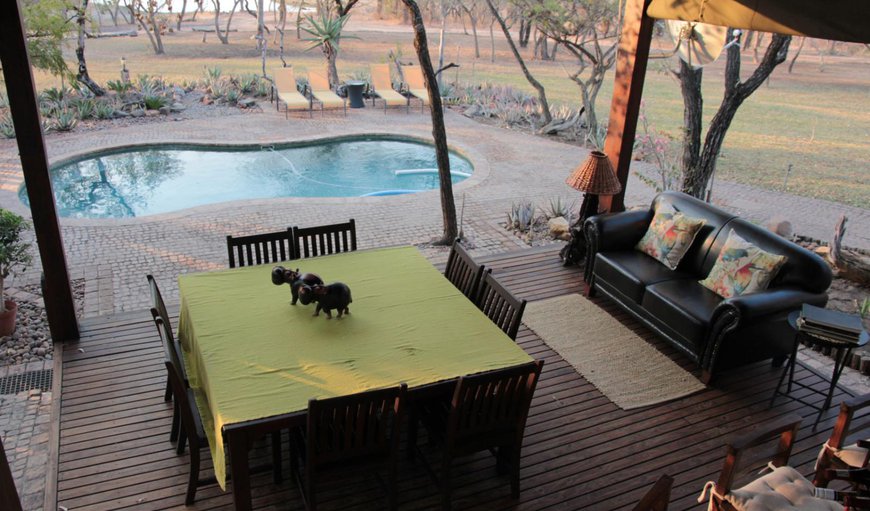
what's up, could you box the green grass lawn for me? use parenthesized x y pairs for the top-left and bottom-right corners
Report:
(23, 15), (870, 207)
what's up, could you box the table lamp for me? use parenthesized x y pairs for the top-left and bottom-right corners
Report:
(560, 150), (622, 265)
(565, 150), (622, 228)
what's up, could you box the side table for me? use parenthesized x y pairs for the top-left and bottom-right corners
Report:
(770, 310), (869, 430)
(345, 81), (366, 108)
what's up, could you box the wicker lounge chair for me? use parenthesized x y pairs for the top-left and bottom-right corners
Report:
(308, 70), (346, 116)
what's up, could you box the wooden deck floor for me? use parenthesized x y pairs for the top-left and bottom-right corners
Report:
(55, 245), (854, 510)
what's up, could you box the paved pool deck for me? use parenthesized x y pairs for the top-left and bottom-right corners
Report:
(0, 101), (867, 315)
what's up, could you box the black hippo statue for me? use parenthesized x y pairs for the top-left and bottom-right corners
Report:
(271, 266), (324, 305)
(298, 282), (352, 319)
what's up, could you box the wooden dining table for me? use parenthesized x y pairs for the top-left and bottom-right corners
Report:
(176, 245), (532, 510)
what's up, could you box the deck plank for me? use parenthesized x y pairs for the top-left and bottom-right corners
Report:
(55, 245), (852, 510)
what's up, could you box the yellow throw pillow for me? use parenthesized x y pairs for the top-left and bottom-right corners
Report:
(700, 229), (788, 299)
(635, 203), (706, 270)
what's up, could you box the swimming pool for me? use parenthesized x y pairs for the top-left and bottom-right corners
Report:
(21, 137), (473, 218)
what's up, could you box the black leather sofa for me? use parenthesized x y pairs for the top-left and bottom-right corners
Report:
(584, 191), (832, 383)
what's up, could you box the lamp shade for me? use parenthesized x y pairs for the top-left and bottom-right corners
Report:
(565, 150), (622, 195)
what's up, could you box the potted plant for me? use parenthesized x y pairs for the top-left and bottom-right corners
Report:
(0, 209), (32, 336)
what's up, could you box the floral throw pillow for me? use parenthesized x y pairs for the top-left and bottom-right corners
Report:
(700, 229), (788, 299)
(635, 203), (706, 270)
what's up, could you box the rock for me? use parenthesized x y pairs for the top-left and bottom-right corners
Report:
(170, 102), (186, 112)
(239, 98), (256, 108)
(145, 109), (160, 117)
(130, 109), (145, 118)
(36, 348), (45, 356)
(765, 217), (793, 238)
(548, 217), (571, 241)
(113, 110), (130, 118)
(201, 96), (214, 106)
(159, 106), (171, 116)
(463, 104), (481, 117)
(173, 86), (186, 97)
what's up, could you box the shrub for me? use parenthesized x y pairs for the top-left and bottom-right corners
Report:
(94, 100), (116, 120)
(40, 86), (71, 103)
(238, 74), (258, 94)
(52, 109), (79, 132)
(0, 115), (15, 139)
(143, 95), (168, 110)
(225, 88), (240, 105)
(544, 197), (575, 220)
(507, 202), (536, 232)
(0, 209), (32, 311)
(106, 80), (132, 94)
(255, 80), (270, 98)
(73, 98), (96, 120)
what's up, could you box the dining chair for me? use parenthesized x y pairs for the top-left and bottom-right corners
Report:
(293, 219), (357, 258)
(147, 274), (185, 447)
(476, 269), (527, 341)
(163, 339), (283, 505)
(696, 413), (846, 511)
(632, 474), (673, 511)
(291, 383), (407, 511)
(412, 360), (543, 510)
(226, 228), (296, 268)
(814, 393), (870, 488)
(443, 238), (485, 301)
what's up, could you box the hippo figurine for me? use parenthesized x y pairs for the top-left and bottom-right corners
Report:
(271, 266), (324, 305)
(299, 282), (352, 319)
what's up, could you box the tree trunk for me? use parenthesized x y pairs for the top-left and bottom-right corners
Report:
(296, 0), (305, 39)
(110, 0), (120, 25)
(678, 60), (702, 190)
(518, 18), (530, 48)
(788, 37), (805, 73)
(213, 0), (228, 43)
(468, 11), (479, 58)
(484, 0), (552, 124)
(679, 32), (791, 198)
(133, 1), (164, 54)
(489, 20), (495, 63)
(75, 0), (106, 95)
(325, 45), (339, 88)
(400, 0), (457, 244)
(177, 0), (187, 30)
(437, 1), (447, 88)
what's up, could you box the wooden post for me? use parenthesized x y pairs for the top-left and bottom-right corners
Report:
(0, 0), (80, 342)
(600, 0), (655, 213)
(0, 437), (22, 511)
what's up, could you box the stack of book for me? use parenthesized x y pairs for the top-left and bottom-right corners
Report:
(797, 304), (865, 344)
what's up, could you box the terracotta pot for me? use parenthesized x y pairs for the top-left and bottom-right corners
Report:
(0, 300), (18, 337)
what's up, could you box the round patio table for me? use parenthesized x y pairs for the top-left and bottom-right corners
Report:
(345, 81), (366, 108)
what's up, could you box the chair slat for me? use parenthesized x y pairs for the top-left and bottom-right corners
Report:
(476, 270), (527, 341)
(293, 219), (357, 259)
(225, 229), (296, 268)
(444, 239), (485, 301)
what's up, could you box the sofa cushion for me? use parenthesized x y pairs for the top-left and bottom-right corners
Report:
(723, 465), (843, 511)
(635, 203), (706, 270)
(594, 251), (694, 304)
(643, 279), (722, 348)
(700, 229), (788, 298)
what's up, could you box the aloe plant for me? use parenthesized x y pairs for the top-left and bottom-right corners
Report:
(94, 100), (116, 120)
(74, 98), (96, 120)
(507, 202), (536, 232)
(143, 95), (168, 110)
(301, 13), (358, 88)
(106, 79), (132, 95)
(225, 88), (240, 105)
(0, 115), (15, 139)
(52, 109), (79, 131)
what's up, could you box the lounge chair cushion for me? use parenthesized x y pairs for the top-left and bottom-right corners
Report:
(724, 466), (843, 511)
(313, 90), (345, 108)
(278, 92), (311, 110)
(827, 442), (869, 468)
(409, 88), (430, 105)
(376, 89), (408, 106)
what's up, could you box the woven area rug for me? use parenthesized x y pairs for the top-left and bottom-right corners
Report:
(523, 294), (706, 410)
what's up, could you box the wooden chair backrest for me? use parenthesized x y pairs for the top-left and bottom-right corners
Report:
(476, 269), (527, 340)
(274, 67), (298, 93)
(306, 384), (406, 468)
(163, 357), (200, 440)
(403, 66), (425, 89)
(294, 219), (357, 258)
(444, 238), (485, 301)
(446, 360), (543, 453)
(308, 70), (331, 91)
(631, 474), (673, 511)
(714, 414), (803, 497)
(370, 64), (394, 92)
(147, 274), (174, 341)
(829, 393), (870, 451)
(226, 228), (296, 268)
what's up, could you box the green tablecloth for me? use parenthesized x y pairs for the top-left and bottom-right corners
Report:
(177, 246), (531, 488)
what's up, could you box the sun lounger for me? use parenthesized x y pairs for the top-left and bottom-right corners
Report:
(370, 64), (410, 113)
(402, 65), (430, 113)
(308, 70), (346, 116)
(272, 67), (313, 118)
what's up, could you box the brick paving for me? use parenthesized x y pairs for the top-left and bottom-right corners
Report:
(0, 101), (867, 509)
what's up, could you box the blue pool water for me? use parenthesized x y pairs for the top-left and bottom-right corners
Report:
(21, 138), (473, 218)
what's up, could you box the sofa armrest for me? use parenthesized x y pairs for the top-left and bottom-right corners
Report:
(715, 287), (828, 323)
(583, 210), (651, 282)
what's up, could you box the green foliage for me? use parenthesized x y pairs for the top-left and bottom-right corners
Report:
(143, 95), (168, 110)
(507, 202), (536, 232)
(301, 14), (357, 54)
(21, 0), (73, 78)
(73, 98), (96, 120)
(93, 100), (116, 120)
(0, 209), (33, 281)
(225, 88), (240, 105)
(51, 108), (79, 131)
(255, 80), (270, 98)
(543, 197), (575, 219)
(106, 80), (133, 94)
(41, 85), (72, 103)
(0, 115), (15, 139)
(237, 74), (258, 94)
(0, 93), (8, 109)
(859, 297), (870, 319)
(203, 66), (223, 84)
